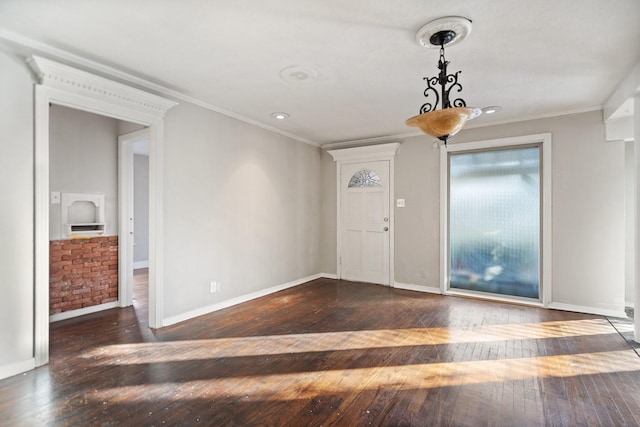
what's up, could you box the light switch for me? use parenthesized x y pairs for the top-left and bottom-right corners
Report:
(51, 191), (61, 204)
(396, 199), (405, 208)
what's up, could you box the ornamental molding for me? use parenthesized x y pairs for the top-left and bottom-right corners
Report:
(328, 142), (401, 163)
(27, 55), (177, 117)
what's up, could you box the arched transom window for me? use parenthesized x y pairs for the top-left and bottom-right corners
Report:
(348, 169), (382, 188)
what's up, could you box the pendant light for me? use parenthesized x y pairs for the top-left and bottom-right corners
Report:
(406, 17), (481, 145)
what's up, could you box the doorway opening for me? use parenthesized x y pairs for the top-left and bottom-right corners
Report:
(118, 129), (150, 312)
(133, 139), (150, 310)
(48, 106), (147, 323)
(31, 55), (176, 365)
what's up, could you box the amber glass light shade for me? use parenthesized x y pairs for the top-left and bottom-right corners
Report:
(406, 107), (481, 140)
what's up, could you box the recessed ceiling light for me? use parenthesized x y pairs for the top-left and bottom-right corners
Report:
(279, 65), (318, 83)
(482, 106), (502, 114)
(271, 112), (289, 120)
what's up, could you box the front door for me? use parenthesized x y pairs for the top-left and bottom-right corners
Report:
(340, 161), (390, 285)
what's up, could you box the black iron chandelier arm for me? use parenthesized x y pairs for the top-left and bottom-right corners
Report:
(419, 76), (440, 114)
(418, 45), (468, 114)
(445, 71), (467, 108)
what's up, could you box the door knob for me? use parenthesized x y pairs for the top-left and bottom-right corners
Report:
(383, 227), (389, 231)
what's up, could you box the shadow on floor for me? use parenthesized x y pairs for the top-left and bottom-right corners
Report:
(608, 307), (639, 355)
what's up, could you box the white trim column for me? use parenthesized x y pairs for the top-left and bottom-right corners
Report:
(634, 96), (640, 343)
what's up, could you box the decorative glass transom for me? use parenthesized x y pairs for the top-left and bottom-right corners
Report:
(348, 169), (382, 188)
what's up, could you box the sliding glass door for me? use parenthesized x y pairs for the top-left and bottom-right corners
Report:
(448, 145), (541, 299)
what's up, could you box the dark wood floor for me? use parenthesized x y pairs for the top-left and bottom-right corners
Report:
(1, 273), (640, 426)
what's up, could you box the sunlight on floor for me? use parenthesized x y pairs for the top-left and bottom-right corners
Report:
(81, 318), (617, 365)
(80, 317), (640, 405)
(89, 349), (640, 403)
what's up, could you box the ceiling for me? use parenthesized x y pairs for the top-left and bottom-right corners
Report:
(1, 0), (639, 146)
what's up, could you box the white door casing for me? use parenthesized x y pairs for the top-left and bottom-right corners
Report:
(328, 143), (400, 286)
(118, 129), (150, 308)
(341, 161), (390, 284)
(29, 56), (177, 366)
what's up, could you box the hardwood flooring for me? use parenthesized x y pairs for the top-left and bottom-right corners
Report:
(1, 274), (639, 426)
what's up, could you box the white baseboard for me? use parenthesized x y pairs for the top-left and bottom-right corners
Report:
(394, 281), (442, 294)
(133, 260), (149, 269)
(320, 273), (338, 279)
(163, 273), (324, 327)
(49, 301), (120, 322)
(547, 302), (627, 318)
(0, 358), (35, 381)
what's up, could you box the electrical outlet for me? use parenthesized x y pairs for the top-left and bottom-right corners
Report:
(209, 281), (217, 293)
(51, 191), (61, 204)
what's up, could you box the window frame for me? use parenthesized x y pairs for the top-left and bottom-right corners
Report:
(440, 133), (552, 307)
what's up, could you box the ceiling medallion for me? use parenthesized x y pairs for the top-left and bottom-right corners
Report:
(406, 16), (481, 145)
(415, 16), (473, 48)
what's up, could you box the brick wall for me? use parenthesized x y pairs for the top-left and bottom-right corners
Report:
(50, 236), (118, 314)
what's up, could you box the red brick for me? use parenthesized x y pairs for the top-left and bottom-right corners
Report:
(83, 261), (102, 268)
(51, 260), (72, 268)
(50, 236), (118, 313)
(50, 249), (71, 257)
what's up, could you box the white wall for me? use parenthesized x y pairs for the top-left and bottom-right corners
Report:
(49, 105), (120, 239)
(625, 141), (635, 307)
(0, 50), (35, 375)
(0, 44), (626, 379)
(0, 48), (323, 377)
(320, 150), (337, 275)
(458, 112), (625, 314)
(134, 154), (149, 265)
(322, 111), (626, 315)
(162, 101), (322, 319)
(394, 139), (440, 288)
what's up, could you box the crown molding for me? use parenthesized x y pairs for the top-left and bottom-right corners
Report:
(463, 106), (603, 130)
(27, 55), (178, 117)
(327, 142), (401, 162)
(1, 28), (318, 146)
(322, 135), (411, 150)
(4, 28), (606, 149)
(321, 106), (604, 149)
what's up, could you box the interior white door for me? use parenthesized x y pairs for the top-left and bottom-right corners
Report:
(340, 160), (390, 285)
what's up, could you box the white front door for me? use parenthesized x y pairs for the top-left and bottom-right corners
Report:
(340, 161), (390, 285)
